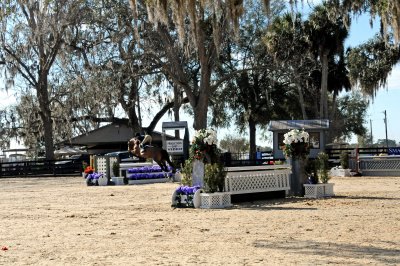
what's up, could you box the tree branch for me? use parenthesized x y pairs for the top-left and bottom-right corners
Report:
(144, 96), (189, 134)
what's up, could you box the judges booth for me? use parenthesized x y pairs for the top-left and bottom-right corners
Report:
(268, 119), (330, 160)
(162, 121), (190, 165)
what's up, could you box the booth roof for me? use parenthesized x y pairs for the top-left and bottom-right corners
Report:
(268, 119), (329, 131)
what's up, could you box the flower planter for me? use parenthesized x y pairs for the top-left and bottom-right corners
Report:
(172, 189), (232, 209)
(198, 192), (232, 209)
(171, 188), (202, 208)
(303, 183), (335, 198)
(97, 175), (109, 186)
(330, 167), (351, 177)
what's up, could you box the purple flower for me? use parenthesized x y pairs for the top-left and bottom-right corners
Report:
(175, 185), (200, 195)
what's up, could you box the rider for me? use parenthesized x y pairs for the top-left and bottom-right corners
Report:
(135, 132), (152, 152)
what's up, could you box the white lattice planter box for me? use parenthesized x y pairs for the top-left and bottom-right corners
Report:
(304, 183), (335, 198)
(198, 192), (232, 209)
(128, 178), (169, 185)
(330, 167), (351, 177)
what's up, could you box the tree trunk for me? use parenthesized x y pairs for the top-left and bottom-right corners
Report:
(173, 84), (181, 138)
(192, 55), (211, 130)
(320, 49), (329, 119)
(193, 94), (209, 130)
(294, 70), (307, 120)
(297, 85), (307, 120)
(37, 75), (54, 160)
(249, 118), (256, 160)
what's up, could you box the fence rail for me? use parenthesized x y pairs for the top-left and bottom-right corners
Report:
(0, 159), (83, 178)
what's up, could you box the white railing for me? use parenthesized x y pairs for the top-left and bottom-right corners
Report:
(353, 156), (400, 176)
(224, 165), (291, 195)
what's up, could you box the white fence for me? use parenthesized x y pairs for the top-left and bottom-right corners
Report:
(356, 156), (400, 176)
(224, 165), (291, 195)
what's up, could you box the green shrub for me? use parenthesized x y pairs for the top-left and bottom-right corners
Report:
(180, 160), (193, 186)
(204, 163), (226, 193)
(340, 151), (349, 169)
(316, 152), (330, 183)
(112, 161), (119, 177)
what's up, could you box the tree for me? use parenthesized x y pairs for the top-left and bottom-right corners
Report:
(330, 90), (369, 142)
(131, 1), (271, 130)
(0, 0), (86, 159)
(331, 0), (400, 44)
(375, 139), (397, 147)
(304, 3), (349, 119)
(219, 135), (250, 154)
(215, 0), (290, 158)
(347, 34), (400, 98)
(264, 12), (316, 119)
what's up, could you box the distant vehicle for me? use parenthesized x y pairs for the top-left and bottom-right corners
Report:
(55, 154), (90, 166)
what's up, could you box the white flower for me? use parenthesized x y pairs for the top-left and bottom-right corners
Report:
(193, 128), (218, 145)
(283, 129), (309, 145)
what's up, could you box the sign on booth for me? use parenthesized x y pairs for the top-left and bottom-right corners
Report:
(166, 140), (184, 154)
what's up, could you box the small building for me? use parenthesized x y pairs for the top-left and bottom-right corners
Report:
(62, 120), (179, 155)
(268, 119), (330, 159)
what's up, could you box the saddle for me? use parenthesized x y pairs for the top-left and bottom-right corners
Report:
(140, 144), (153, 152)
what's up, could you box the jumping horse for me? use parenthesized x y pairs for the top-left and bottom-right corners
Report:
(128, 137), (175, 173)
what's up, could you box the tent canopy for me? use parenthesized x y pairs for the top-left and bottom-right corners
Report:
(54, 146), (87, 157)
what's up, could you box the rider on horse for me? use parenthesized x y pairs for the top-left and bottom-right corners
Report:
(135, 132), (152, 152)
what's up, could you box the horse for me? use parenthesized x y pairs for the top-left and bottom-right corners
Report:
(128, 137), (176, 173)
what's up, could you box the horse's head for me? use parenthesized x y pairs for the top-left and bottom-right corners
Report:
(128, 137), (140, 154)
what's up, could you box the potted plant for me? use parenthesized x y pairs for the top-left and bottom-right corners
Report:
(198, 162), (231, 208)
(171, 185), (202, 208)
(304, 152), (334, 198)
(111, 161), (125, 185)
(338, 151), (351, 177)
(282, 128), (310, 196)
(190, 128), (220, 187)
(204, 163), (226, 193)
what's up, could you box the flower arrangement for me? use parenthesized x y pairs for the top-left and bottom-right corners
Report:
(85, 172), (104, 186)
(174, 185), (201, 207)
(84, 165), (95, 174)
(282, 129), (310, 158)
(190, 128), (219, 163)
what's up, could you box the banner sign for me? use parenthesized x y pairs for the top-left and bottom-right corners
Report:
(166, 140), (184, 154)
(388, 148), (400, 155)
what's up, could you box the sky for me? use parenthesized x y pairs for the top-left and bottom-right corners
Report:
(1, 6), (399, 152)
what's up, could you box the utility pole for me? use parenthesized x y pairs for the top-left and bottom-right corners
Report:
(383, 110), (389, 149)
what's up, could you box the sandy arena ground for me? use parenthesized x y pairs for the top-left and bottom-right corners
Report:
(0, 175), (399, 265)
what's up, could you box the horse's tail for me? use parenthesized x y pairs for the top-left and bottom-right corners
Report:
(162, 149), (176, 173)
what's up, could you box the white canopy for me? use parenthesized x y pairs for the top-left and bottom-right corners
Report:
(54, 146), (87, 157)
